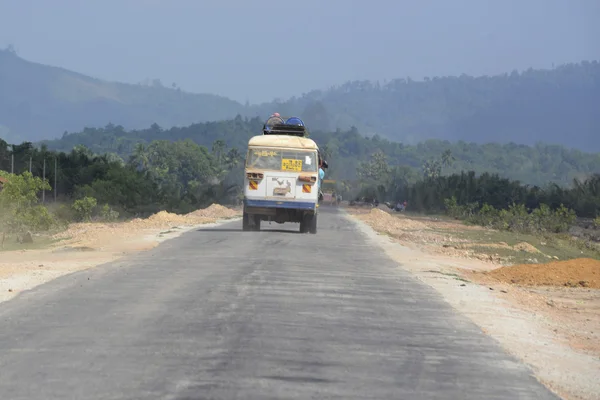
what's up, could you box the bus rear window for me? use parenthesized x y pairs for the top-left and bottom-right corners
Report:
(246, 149), (318, 172)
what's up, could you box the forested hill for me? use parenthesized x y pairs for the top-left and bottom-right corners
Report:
(258, 61), (600, 151)
(2, 48), (599, 150)
(39, 117), (600, 187)
(0, 49), (244, 143)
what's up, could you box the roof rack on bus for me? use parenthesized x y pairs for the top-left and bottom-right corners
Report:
(262, 123), (308, 137)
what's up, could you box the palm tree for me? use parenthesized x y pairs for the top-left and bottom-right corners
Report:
(422, 159), (442, 179)
(225, 148), (242, 169)
(130, 143), (149, 171)
(211, 140), (227, 165)
(441, 149), (455, 168)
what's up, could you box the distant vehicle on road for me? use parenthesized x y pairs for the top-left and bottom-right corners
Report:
(320, 180), (339, 206)
(243, 120), (326, 233)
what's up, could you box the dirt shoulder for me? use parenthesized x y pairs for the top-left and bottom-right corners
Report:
(0, 204), (241, 304)
(346, 206), (600, 400)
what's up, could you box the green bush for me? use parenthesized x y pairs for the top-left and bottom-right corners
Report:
(72, 196), (98, 221)
(468, 203), (501, 228)
(18, 205), (55, 231)
(548, 204), (577, 233)
(446, 198), (576, 234)
(100, 204), (119, 222)
(0, 171), (55, 233)
(51, 203), (77, 223)
(444, 196), (478, 219)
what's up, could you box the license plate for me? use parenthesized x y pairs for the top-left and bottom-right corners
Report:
(273, 188), (288, 195)
(281, 159), (302, 172)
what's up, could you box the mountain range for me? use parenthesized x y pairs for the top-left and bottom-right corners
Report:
(1, 48), (599, 151)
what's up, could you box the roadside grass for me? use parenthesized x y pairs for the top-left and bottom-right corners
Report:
(397, 212), (600, 264)
(449, 227), (599, 263)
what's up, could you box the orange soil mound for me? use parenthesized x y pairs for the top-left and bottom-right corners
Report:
(488, 258), (600, 288)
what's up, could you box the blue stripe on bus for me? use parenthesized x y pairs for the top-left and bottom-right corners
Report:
(244, 199), (316, 210)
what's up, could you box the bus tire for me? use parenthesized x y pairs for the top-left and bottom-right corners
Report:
(242, 212), (251, 231)
(308, 213), (318, 234)
(301, 213), (317, 234)
(299, 219), (307, 233)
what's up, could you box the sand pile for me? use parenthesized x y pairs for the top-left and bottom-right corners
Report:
(126, 211), (198, 230)
(52, 222), (121, 243)
(356, 208), (429, 235)
(488, 258), (600, 288)
(186, 204), (240, 219)
(127, 205), (239, 229)
(52, 205), (240, 247)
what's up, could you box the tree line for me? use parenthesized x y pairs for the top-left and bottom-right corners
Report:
(40, 117), (600, 187)
(1, 137), (244, 238)
(2, 118), (599, 239)
(353, 150), (599, 240)
(355, 150), (599, 217)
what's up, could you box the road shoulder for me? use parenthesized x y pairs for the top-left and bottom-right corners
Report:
(345, 208), (600, 400)
(0, 205), (241, 305)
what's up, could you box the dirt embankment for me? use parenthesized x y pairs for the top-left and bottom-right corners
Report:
(487, 258), (600, 289)
(0, 204), (241, 303)
(349, 207), (600, 400)
(52, 204), (240, 247)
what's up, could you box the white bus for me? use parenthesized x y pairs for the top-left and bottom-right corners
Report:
(243, 133), (321, 233)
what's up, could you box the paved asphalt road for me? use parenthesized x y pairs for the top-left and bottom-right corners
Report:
(0, 208), (559, 400)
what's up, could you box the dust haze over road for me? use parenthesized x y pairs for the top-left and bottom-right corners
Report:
(0, 208), (558, 399)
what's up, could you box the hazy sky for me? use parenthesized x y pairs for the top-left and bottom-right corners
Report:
(1, 0), (598, 103)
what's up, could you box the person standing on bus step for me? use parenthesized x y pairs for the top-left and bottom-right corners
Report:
(318, 166), (325, 201)
(317, 149), (327, 201)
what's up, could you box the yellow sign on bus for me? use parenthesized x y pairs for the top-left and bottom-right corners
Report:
(281, 159), (302, 172)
